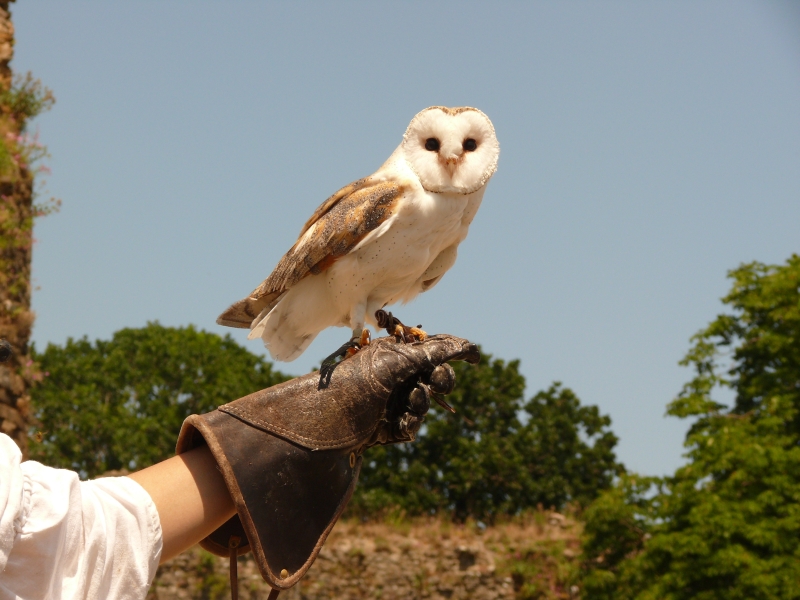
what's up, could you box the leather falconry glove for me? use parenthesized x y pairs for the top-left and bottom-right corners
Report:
(175, 334), (479, 598)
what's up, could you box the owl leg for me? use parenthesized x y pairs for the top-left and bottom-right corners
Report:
(318, 305), (371, 385)
(375, 310), (427, 343)
(346, 301), (371, 354)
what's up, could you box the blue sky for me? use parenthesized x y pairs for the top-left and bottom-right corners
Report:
(12, 1), (800, 476)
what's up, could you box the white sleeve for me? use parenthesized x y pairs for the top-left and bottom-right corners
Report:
(0, 434), (163, 600)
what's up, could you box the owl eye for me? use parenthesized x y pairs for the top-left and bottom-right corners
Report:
(424, 138), (440, 152)
(462, 138), (478, 152)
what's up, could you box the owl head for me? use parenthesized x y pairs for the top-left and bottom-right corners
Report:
(401, 106), (499, 195)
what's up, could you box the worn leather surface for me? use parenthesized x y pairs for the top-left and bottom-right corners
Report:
(176, 334), (479, 590)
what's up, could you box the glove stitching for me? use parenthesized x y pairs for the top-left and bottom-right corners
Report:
(220, 405), (373, 448)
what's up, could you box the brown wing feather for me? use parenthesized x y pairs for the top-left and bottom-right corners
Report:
(217, 179), (405, 329)
(298, 177), (374, 237)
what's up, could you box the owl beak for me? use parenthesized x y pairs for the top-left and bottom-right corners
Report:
(440, 153), (461, 177)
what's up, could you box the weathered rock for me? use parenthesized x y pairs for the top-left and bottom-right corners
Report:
(148, 512), (582, 600)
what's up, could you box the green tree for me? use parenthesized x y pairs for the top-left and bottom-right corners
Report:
(352, 351), (622, 522)
(30, 322), (289, 478)
(581, 255), (800, 600)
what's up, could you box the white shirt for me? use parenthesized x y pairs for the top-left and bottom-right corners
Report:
(0, 434), (162, 600)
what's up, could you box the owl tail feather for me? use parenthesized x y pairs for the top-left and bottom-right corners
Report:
(217, 292), (281, 329)
(249, 305), (317, 362)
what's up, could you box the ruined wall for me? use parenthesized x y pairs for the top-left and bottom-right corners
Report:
(0, 0), (56, 457)
(149, 514), (582, 600)
(0, 0), (33, 457)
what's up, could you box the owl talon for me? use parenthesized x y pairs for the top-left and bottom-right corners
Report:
(376, 310), (427, 343)
(346, 328), (371, 357)
(408, 326), (427, 341)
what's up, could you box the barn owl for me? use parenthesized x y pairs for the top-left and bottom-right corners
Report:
(218, 106), (499, 362)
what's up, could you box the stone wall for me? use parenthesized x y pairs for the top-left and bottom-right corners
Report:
(148, 513), (582, 600)
(0, 0), (35, 459)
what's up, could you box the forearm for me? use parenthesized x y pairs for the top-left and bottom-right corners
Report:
(129, 445), (236, 563)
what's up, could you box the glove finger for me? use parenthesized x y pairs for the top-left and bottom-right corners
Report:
(408, 385), (431, 415)
(394, 410), (425, 441)
(424, 363), (456, 395)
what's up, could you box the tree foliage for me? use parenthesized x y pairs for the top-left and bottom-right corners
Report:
(581, 255), (800, 599)
(30, 322), (289, 478)
(351, 351), (622, 522)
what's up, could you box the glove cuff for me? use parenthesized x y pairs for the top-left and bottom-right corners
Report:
(176, 409), (361, 591)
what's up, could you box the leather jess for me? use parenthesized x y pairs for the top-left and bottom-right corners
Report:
(175, 334), (479, 596)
